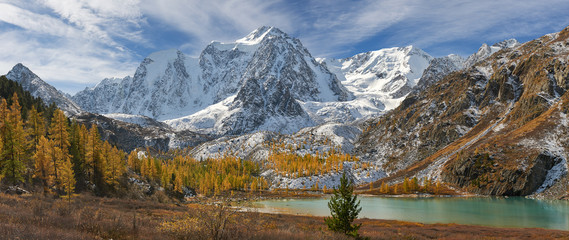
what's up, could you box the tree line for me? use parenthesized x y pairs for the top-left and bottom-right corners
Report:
(0, 92), (126, 197)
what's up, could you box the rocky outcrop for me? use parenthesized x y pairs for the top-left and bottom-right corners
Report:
(414, 54), (465, 92)
(442, 152), (563, 196)
(73, 112), (210, 152)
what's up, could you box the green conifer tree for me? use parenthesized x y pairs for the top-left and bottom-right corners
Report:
(325, 173), (362, 238)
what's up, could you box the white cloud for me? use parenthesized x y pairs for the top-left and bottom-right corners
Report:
(297, 0), (413, 56)
(0, 30), (136, 94)
(0, 3), (81, 38)
(41, 0), (144, 47)
(0, 0), (143, 93)
(386, 0), (569, 51)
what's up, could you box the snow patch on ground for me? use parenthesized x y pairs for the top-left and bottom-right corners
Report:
(103, 113), (156, 127)
(493, 123), (506, 132)
(535, 157), (567, 194)
(519, 120), (569, 194)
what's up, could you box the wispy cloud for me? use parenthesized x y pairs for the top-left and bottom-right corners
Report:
(140, 0), (295, 54)
(41, 0), (145, 47)
(0, 0), (145, 93)
(0, 30), (137, 94)
(0, 3), (81, 38)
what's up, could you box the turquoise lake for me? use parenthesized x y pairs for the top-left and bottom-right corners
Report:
(253, 196), (569, 230)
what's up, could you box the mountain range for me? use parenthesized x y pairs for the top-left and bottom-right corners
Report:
(7, 27), (511, 136)
(5, 25), (567, 198)
(67, 26), (471, 135)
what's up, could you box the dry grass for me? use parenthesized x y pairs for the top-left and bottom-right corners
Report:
(0, 193), (184, 240)
(1, 193), (568, 239)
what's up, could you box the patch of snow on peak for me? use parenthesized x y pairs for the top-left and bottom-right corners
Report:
(236, 26), (285, 45)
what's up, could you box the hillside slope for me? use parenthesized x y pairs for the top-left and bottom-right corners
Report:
(355, 26), (569, 197)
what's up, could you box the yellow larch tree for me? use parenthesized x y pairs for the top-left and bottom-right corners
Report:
(34, 136), (54, 192)
(85, 124), (102, 185)
(26, 106), (45, 148)
(59, 157), (76, 202)
(104, 143), (125, 188)
(48, 109), (70, 183)
(1, 94), (28, 184)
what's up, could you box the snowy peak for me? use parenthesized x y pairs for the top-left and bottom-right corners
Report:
(326, 45), (432, 103)
(8, 63), (37, 81)
(6, 63), (82, 115)
(94, 77), (124, 89)
(465, 39), (521, 68)
(236, 26), (288, 45)
(492, 38), (520, 49)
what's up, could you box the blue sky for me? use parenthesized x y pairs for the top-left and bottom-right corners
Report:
(1, 0), (569, 94)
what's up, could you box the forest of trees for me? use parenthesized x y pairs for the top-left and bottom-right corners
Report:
(0, 76), (367, 199)
(0, 91), (272, 197)
(0, 92), (126, 196)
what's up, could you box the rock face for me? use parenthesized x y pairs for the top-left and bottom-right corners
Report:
(72, 77), (132, 115)
(443, 152), (563, 195)
(6, 63), (82, 115)
(74, 26), (350, 135)
(73, 49), (200, 119)
(355, 26), (569, 196)
(73, 112), (210, 152)
(414, 54), (465, 92)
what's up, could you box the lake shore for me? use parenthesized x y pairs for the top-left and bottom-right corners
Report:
(1, 192), (568, 239)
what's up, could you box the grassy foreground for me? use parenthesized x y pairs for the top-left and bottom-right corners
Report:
(0, 193), (568, 239)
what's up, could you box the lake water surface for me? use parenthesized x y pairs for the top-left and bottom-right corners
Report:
(253, 196), (569, 230)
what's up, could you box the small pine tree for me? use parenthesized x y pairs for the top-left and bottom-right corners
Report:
(325, 173), (362, 238)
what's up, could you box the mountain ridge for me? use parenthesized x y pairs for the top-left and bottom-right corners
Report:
(6, 63), (82, 115)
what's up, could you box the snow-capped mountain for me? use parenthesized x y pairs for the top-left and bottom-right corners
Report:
(6, 63), (82, 115)
(74, 26), (351, 135)
(307, 46), (433, 124)
(414, 54), (465, 92)
(73, 27), (518, 137)
(464, 39), (521, 68)
(329, 46), (433, 99)
(72, 76), (132, 114)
